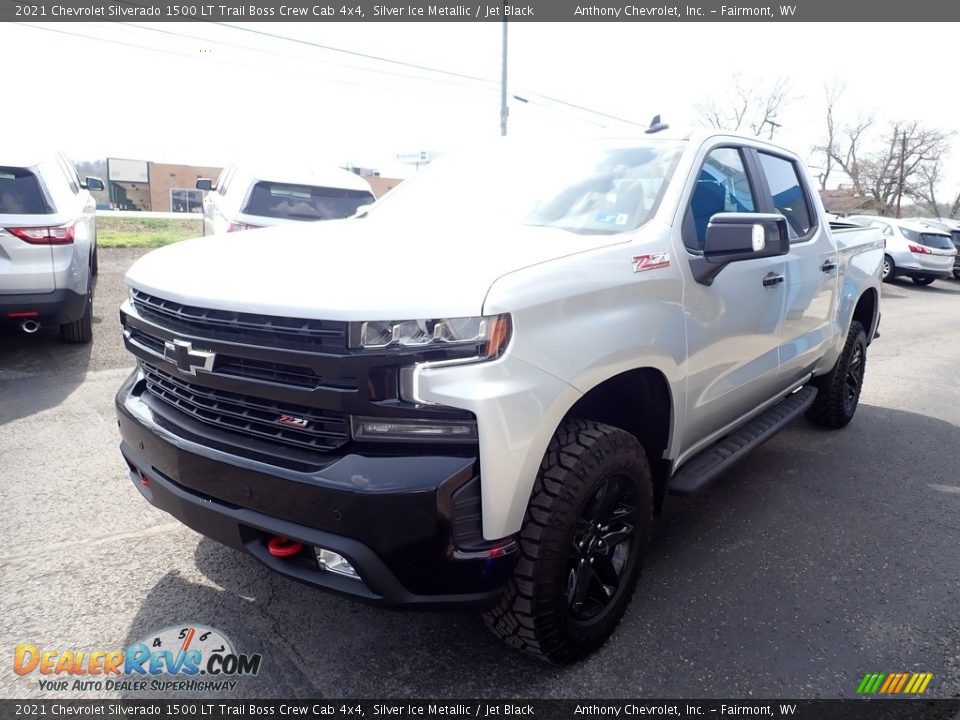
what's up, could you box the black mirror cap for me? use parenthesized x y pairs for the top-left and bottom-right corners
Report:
(84, 176), (105, 192)
(704, 212), (789, 260)
(196, 178), (214, 191)
(691, 213), (789, 286)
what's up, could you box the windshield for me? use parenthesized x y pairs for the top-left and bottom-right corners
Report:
(242, 181), (375, 221)
(365, 139), (685, 235)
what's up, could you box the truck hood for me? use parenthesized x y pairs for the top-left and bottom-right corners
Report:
(125, 218), (622, 321)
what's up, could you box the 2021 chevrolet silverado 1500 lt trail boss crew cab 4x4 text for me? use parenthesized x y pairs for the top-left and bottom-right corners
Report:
(115, 131), (883, 663)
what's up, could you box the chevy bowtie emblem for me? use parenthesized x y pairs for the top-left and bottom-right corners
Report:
(163, 338), (216, 375)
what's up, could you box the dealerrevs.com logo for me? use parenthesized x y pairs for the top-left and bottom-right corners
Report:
(14, 625), (262, 692)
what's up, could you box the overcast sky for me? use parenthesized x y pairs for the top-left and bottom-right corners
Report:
(4, 21), (958, 192)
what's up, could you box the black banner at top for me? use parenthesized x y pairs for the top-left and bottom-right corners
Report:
(2, 0), (960, 21)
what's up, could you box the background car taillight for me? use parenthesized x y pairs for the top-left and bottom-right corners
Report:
(227, 221), (260, 233)
(5, 224), (75, 245)
(908, 243), (931, 255)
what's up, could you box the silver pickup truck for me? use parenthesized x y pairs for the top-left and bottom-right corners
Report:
(115, 130), (883, 663)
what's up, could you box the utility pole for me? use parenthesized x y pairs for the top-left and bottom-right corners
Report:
(896, 129), (906, 219)
(499, 16), (508, 136)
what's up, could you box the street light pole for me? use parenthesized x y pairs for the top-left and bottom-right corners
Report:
(500, 16), (508, 136)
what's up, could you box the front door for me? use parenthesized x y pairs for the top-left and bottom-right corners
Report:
(677, 145), (788, 455)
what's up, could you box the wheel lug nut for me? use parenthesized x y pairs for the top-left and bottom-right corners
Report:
(589, 558), (595, 564)
(579, 541), (584, 548)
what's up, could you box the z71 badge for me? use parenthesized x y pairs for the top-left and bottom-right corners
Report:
(633, 252), (671, 273)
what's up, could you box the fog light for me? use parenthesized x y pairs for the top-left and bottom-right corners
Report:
(351, 416), (478, 442)
(315, 548), (361, 580)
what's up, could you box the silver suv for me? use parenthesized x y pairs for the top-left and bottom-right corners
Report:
(0, 152), (103, 343)
(196, 162), (376, 235)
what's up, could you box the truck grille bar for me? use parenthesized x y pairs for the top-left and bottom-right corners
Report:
(132, 289), (348, 350)
(142, 363), (350, 453)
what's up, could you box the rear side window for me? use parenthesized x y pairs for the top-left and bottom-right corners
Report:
(242, 182), (375, 221)
(0, 167), (52, 214)
(758, 153), (813, 239)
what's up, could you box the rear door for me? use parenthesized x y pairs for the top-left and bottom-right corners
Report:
(678, 144), (788, 452)
(753, 150), (839, 384)
(0, 164), (57, 294)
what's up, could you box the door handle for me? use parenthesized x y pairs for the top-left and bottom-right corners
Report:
(763, 273), (785, 287)
(821, 260), (837, 273)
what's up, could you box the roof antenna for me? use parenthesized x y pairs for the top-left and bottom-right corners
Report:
(645, 115), (669, 134)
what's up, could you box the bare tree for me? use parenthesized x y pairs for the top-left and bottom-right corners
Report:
(697, 73), (793, 139)
(813, 82), (844, 190)
(823, 116), (874, 198)
(859, 122), (952, 216)
(905, 160), (942, 216)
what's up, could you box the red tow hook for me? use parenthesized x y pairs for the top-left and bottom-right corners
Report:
(267, 535), (304, 558)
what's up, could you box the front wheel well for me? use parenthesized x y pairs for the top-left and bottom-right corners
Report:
(852, 288), (878, 344)
(562, 368), (672, 513)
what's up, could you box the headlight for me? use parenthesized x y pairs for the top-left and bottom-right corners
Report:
(355, 314), (511, 360)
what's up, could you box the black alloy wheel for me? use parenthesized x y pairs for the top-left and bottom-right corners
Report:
(567, 475), (637, 622)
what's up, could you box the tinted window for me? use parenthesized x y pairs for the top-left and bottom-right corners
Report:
(242, 182), (375, 221)
(900, 227), (955, 250)
(758, 152), (813, 239)
(56, 153), (81, 194)
(686, 147), (756, 251)
(0, 167), (52, 214)
(920, 233), (954, 250)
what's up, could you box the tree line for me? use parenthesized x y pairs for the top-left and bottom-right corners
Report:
(697, 75), (957, 218)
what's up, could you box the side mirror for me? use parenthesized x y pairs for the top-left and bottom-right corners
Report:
(83, 177), (105, 192)
(196, 178), (214, 191)
(690, 212), (789, 285)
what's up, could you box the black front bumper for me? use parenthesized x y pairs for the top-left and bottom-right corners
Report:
(116, 371), (516, 608)
(0, 288), (87, 324)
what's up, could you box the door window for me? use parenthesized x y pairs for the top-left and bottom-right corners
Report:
(757, 152), (813, 239)
(686, 147), (756, 251)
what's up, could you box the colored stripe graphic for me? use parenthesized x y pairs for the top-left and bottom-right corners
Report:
(857, 672), (932, 694)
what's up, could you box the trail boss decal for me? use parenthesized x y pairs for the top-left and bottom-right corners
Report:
(633, 252), (670, 273)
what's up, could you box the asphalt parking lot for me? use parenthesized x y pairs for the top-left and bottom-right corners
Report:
(1, 247), (959, 700)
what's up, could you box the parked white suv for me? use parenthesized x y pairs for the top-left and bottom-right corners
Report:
(847, 215), (957, 285)
(0, 152), (103, 343)
(196, 163), (376, 235)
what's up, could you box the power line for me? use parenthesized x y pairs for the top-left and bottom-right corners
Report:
(520, 92), (648, 128)
(214, 22), (496, 85)
(12, 22), (499, 108)
(120, 22), (496, 93)
(212, 23), (647, 128)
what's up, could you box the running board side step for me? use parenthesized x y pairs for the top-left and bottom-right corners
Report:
(668, 385), (818, 496)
